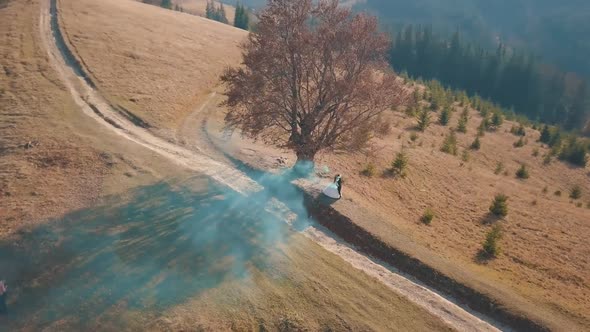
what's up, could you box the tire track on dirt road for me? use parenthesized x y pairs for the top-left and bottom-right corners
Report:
(40, 0), (503, 330)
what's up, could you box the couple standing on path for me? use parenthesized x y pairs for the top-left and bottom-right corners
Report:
(321, 174), (343, 199)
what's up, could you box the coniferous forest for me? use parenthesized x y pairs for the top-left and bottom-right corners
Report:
(389, 25), (589, 132)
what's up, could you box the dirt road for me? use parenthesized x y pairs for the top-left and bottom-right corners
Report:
(39, 0), (503, 330)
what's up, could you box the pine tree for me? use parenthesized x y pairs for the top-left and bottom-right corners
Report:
(457, 108), (469, 133)
(470, 136), (481, 150)
(234, 3), (243, 28)
(489, 112), (503, 130)
(205, 0), (214, 19)
(457, 115), (467, 133)
(439, 106), (451, 126)
(160, 0), (172, 9)
(558, 137), (588, 167)
(482, 225), (502, 258)
(516, 164), (530, 179)
(540, 125), (551, 144)
(549, 129), (562, 148)
(478, 117), (489, 136)
(570, 185), (582, 199)
(489, 194), (508, 217)
(391, 151), (409, 177)
(233, 3), (249, 30)
(441, 130), (458, 155)
(511, 123), (526, 136)
(416, 108), (431, 132)
(218, 3), (228, 24)
(513, 136), (525, 148)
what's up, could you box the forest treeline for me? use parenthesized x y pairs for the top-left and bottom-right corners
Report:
(389, 25), (589, 132)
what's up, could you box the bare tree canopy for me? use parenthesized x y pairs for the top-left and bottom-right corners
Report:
(222, 0), (407, 162)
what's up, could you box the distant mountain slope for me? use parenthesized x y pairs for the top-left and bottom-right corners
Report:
(352, 0), (590, 77)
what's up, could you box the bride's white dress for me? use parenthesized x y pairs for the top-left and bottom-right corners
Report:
(322, 182), (340, 199)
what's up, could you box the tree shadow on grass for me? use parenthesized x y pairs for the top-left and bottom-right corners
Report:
(0, 176), (292, 330)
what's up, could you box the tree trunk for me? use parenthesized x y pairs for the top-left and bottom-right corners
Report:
(294, 149), (317, 176)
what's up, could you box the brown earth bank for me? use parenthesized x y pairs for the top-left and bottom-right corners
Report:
(1, 0), (459, 330)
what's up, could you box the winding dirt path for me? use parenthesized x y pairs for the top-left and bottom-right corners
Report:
(40, 1), (503, 330)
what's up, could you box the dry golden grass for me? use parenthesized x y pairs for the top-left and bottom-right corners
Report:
(0, 0), (198, 239)
(54, 0), (590, 328)
(143, 225), (452, 332)
(59, 0), (246, 139)
(1, 0), (454, 330)
(315, 107), (590, 328)
(205, 93), (590, 329)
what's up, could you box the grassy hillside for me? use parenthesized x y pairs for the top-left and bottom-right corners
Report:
(0, 0), (179, 236)
(212, 79), (590, 329)
(353, 0), (590, 78)
(322, 93), (590, 329)
(61, 0), (246, 137)
(36, 0), (456, 329)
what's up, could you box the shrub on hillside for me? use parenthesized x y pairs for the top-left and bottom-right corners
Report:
(558, 137), (588, 167)
(494, 161), (504, 175)
(482, 225), (502, 258)
(421, 208), (435, 225)
(457, 115), (468, 133)
(391, 151), (409, 177)
(416, 108), (431, 132)
(439, 106), (451, 126)
(410, 132), (419, 142)
(549, 130), (562, 148)
(461, 149), (470, 162)
(554, 190), (562, 197)
(441, 130), (458, 155)
(405, 106), (418, 117)
(570, 185), (582, 200)
(513, 137), (525, 148)
(510, 123), (526, 136)
(478, 117), (490, 136)
(516, 164), (529, 179)
(375, 120), (392, 138)
(539, 125), (552, 144)
(361, 163), (376, 177)
(413, 89), (422, 102)
(489, 112), (503, 130)
(532, 148), (539, 157)
(543, 154), (552, 165)
(489, 194), (509, 217)
(470, 136), (481, 150)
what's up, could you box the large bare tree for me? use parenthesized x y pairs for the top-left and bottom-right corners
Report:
(221, 0), (407, 162)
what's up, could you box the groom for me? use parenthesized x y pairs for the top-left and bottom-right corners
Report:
(334, 174), (343, 198)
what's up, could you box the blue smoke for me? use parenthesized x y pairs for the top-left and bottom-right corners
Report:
(0, 162), (322, 330)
